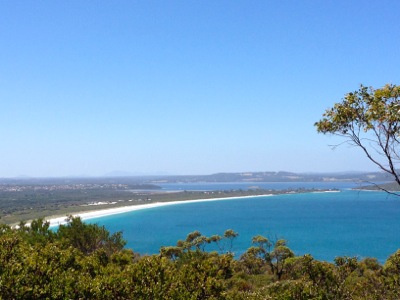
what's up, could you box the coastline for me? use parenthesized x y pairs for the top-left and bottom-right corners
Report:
(47, 194), (273, 227)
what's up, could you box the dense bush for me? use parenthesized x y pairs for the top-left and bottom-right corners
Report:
(0, 217), (399, 299)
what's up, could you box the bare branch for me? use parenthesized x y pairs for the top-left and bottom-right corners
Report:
(363, 181), (400, 197)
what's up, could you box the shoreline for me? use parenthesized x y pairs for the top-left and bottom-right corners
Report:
(47, 194), (273, 227)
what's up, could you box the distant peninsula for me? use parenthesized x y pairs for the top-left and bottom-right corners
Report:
(0, 170), (387, 225)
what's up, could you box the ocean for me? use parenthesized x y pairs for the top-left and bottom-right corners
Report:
(86, 182), (400, 263)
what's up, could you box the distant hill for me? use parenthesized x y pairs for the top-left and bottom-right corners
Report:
(0, 171), (392, 185)
(146, 171), (392, 183)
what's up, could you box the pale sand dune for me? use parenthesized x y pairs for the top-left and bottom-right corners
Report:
(47, 194), (272, 227)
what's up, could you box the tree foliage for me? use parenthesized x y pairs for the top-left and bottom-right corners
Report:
(0, 218), (400, 299)
(315, 84), (400, 188)
(56, 215), (126, 256)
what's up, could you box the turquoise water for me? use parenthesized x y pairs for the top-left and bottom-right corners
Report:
(87, 187), (400, 263)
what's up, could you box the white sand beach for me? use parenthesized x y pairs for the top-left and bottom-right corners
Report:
(47, 194), (272, 227)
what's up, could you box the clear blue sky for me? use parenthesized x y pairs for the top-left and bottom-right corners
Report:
(1, 1), (399, 177)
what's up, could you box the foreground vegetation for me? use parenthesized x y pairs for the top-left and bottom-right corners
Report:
(1, 217), (400, 299)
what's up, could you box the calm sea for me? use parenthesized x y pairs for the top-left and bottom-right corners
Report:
(87, 182), (400, 262)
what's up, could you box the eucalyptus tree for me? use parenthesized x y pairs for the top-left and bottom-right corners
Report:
(56, 216), (126, 256)
(315, 84), (400, 191)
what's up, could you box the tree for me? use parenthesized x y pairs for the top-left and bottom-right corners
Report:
(56, 216), (126, 256)
(315, 84), (400, 190)
(269, 239), (294, 280)
(239, 236), (294, 280)
(223, 229), (238, 254)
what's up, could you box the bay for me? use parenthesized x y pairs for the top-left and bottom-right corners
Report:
(87, 182), (400, 263)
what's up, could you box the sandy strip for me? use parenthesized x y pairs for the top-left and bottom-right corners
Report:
(47, 194), (272, 227)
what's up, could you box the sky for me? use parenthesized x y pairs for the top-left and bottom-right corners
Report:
(0, 1), (399, 177)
